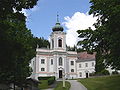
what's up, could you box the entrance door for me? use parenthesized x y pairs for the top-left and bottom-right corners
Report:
(86, 73), (88, 78)
(59, 70), (62, 78)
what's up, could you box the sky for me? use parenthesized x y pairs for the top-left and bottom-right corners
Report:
(24, 0), (97, 47)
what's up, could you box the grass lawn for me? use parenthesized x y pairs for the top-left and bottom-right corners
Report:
(38, 80), (48, 89)
(54, 81), (71, 90)
(78, 75), (120, 90)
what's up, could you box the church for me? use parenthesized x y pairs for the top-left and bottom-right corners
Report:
(30, 17), (95, 80)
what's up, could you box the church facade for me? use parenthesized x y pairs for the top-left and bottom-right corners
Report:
(30, 19), (95, 80)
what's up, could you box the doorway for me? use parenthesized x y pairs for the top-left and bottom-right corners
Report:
(86, 73), (88, 78)
(59, 70), (62, 78)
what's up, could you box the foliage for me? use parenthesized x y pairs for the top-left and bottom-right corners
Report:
(0, 0), (38, 88)
(100, 69), (110, 75)
(34, 37), (50, 48)
(77, 0), (120, 71)
(67, 45), (77, 51)
(54, 81), (71, 90)
(0, 0), (38, 19)
(48, 76), (56, 85)
(38, 76), (55, 85)
(78, 75), (120, 90)
(38, 76), (54, 80)
(112, 71), (119, 75)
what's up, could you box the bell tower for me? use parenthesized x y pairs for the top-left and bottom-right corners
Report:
(50, 15), (66, 51)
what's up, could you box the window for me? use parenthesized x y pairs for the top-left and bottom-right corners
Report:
(79, 72), (82, 77)
(33, 61), (34, 66)
(79, 64), (82, 68)
(92, 62), (94, 67)
(41, 59), (45, 64)
(58, 39), (62, 47)
(52, 39), (54, 49)
(71, 69), (74, 72)
(59, 57), (62, 66)
(41, 68), (45, 71)
(51, 59), (53, 65)
(71, 61), (74, 65)
(85, 63), (88, 67)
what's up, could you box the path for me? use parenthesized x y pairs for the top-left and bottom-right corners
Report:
(68, 80), (87, 90)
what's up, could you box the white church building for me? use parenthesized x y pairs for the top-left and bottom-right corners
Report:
(30, 18), (95, 80)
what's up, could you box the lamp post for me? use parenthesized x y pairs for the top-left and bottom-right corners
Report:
(62, 68), (65, 87)
(58, 67), (65, 87)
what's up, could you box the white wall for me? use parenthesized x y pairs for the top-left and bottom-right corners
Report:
(77, 60), (95, 78)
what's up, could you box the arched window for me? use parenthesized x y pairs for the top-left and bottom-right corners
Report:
(59, 57), (62, 66)
(71, 69), (74, 72)
(52, 39), (54, 48)
(58, 39), (62, 47)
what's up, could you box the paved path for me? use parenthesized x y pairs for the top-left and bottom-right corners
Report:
(68, 80), (87, 90)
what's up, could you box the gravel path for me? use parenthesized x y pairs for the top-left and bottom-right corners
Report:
(68, 80), (87, 90)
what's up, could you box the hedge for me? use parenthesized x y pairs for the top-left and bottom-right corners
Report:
(38, 76), (56, 85)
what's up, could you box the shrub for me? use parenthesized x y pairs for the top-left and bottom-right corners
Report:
(112, 71), (119, 75)
(38, 76), (56, 85)
(89, 72), (95, 76)
(101, 69), (110, 75)
(38, 76), (52, 80)
(48, 76), (55, 85)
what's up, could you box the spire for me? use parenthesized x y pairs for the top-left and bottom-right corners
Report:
(52, 12), (64, 32)
(57, 12), (59, 22)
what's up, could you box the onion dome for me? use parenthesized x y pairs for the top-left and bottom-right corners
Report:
(52, 14), (64, 32)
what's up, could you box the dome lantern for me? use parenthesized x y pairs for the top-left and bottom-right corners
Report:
(52, 14), (64, 32)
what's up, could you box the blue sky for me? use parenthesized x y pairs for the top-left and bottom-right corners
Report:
(25, 0), (96, 46)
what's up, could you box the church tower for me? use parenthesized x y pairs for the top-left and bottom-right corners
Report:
(50, 15), (66, 51)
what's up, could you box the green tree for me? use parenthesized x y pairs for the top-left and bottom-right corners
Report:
(77, 0), (120, 72)
(0, 0), (38, 88)
(34, 37), (50, 48)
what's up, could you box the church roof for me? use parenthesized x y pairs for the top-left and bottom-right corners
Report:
(76, 52), (96, 62)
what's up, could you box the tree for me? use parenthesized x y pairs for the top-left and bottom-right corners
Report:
(0, 0), (38, 88)
(33, 37), (50, 48)
(77, 0), (120, 72)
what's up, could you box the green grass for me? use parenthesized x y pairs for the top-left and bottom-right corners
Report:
(38, 80), (48, 89)
(78, 75), (120, 90)
(54, 81), (71, 90)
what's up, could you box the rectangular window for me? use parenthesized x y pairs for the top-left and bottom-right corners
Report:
(79, 72), (82, 77)
(85, 63), (88, 67)
(51, 59), (53, 65)
(92, 62), (94, 67)
(79, 64), (82, 68)
(71, 61), (74, 65)
(41, 59), (45, 64)
(41, 68), (45, 71)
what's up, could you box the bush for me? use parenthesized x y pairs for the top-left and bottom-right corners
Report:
(101, 69), (110, 75)
(38, 76), (52, 80)
(89, 72), (95, 76)
(112, 71), (119, 75)
(48, 76), (55, 85)
(38, 76), (56, 85)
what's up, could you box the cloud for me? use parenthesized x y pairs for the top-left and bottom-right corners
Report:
(31, 6), (39, 12)
(63, 12), (97, 47)
(21, 9), (28, 17)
